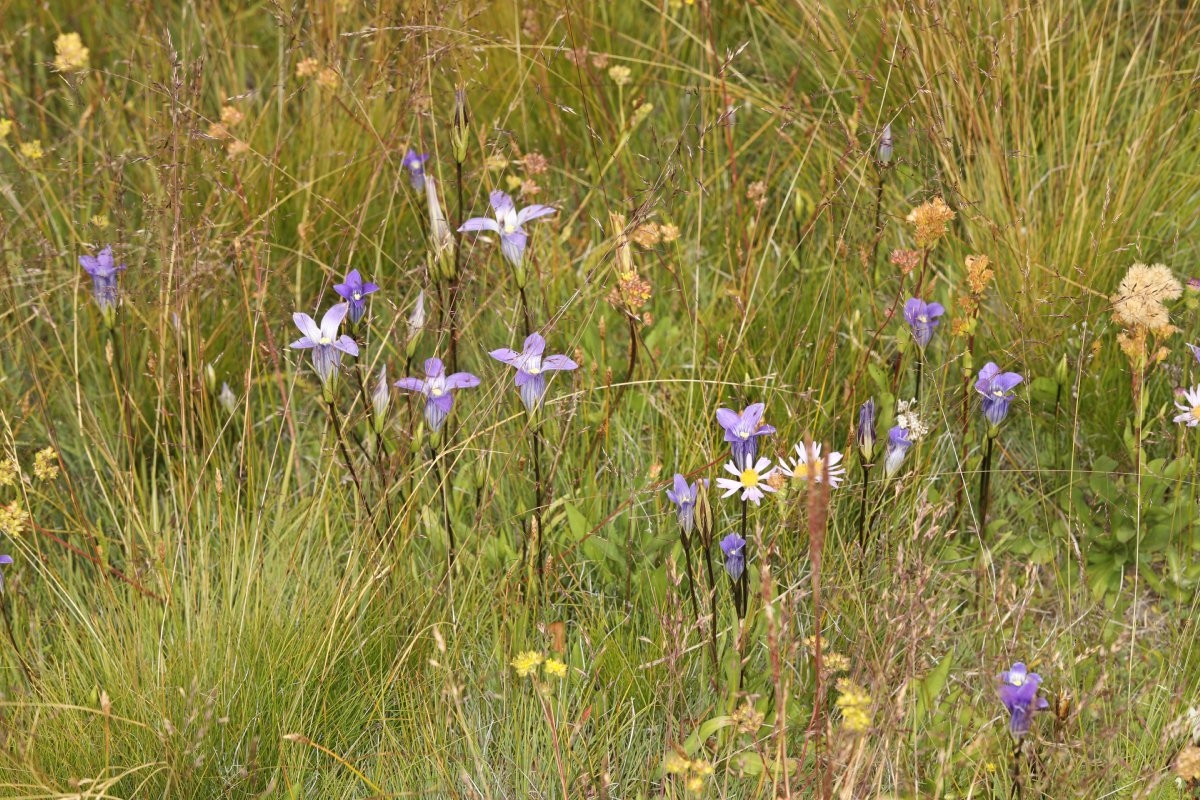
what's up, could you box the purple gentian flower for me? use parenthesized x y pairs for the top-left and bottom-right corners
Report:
(0, 554), (11, 591)
(489, 332), (578, 411)
(394, 357), (480, 433)
(883, 426), (912, 478)
(998, 662), (1050, 738)
(720, 533), (746, 581)
(715, 402), (776, 465)
(458, 190), (556, 271)
(903, 297), (945, 350)
(975, 362), (1023, 429)
(857, 398), (877, 462)
(402, 150), (429, 190)
(333, 269), (379, 326)
(79, 246), (126, 325)
(290, 303), (359, 394)
(665, 473), (698, 536)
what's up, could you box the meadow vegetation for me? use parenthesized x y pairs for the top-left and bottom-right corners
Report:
(2, 0), (1200, 796)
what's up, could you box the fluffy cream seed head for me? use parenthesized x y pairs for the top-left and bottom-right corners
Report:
(1111, 263), (1182, 330)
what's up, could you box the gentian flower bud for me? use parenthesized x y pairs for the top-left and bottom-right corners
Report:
(451, 86), (470, 165)
(857, 398), (877, 463)
(878, 122), (893, 164)
(372, 365), (390, 435)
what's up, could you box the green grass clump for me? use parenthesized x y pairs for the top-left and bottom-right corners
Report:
(1, 0), (1200, 797)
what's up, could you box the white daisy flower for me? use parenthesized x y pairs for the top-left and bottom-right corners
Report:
(715, 456), (777, 505)
(780, 442), (846, 488)
(1174, 385), (1200, 427)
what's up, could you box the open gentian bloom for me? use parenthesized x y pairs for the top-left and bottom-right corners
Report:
(459, 190), (556, 272)
(0, 554), (11, 592)
(781, 442), (846, 488)
(333, 269), (379, 326)
(715, 403), (776, 464)
(394, 357), (480, 433)
(998, 662), (1050, 738)
(79, 246), (126, 325)
(402, 150), (429, 190)
(290, 303), (359, 396)
(715, 456), (777, 505)
(857, 398), (877, 462)
(489, 332), (578, 411)
(883, 426), (912, 478)
(665, 473), (698, 536)
(1174, 385), (1200, 427)
(904, 297), (945, 350)
(975, 362), (1023, 429)
(719, 533), (746, 580)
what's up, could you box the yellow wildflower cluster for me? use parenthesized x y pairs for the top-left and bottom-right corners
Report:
(608, 65), (632, 87)
(34, 447), (60, 482)
(630, 224), (662, 249)
(889, 248), (921, 275)
(965, 254), (994, 295)
(663, 751), (714, 795)
(0, 119), (12, 138)
(607, 270), (653, 316)
(20, 141), (44, 160)
(54, 33), (89, 72)
(0, 458), (19, 488)
(731, 702), (765, 734)
(905, 196), (956, 248)
(953, 254), (995, 337)
(630, 102), (655, 128)
(316, 68), (340, 89)
(0, 502), (27, 537)
(834, 678), (872, 733)
(511, 650), (568, 679)
(91, 214), (110, 229)
(295, 57), (320, 78)
(1111, 263), (1181, 332)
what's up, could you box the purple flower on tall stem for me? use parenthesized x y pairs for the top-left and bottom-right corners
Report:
(883, 426), (912, 478)
(715, 402), (776, 465)
(1186, 342), (1200, 363)
(857, 398), (877, 462)
(665, 473), (698, 536)
(79, 246), (126, 326)
(878, 123), (893, 164)
(333, 269), (379, 326)
(719, 533), (745, 581)
(975, 362), (1023, 430)
(0, 554), (11, 591)
(290, 303), (359, 398)
(903, 297), (945, 350)
(402, 150), (429, 190)
(489, 332), (578, 411)
(998, 662), (1050, 738)
(459, 191), (556, 273)
(394, 357), (480, 433)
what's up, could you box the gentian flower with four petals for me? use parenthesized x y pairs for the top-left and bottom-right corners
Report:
(394, 357), (480, 433)
(665, 473), (698, 536)
(715, 402), (776, 465)
(489, 332), (578, 411)
(290, 303), (359, 400)
(79, 246), (126, 327)
(975, 362), (1023, 430)
(904, 297), (945, 350)
(998, 662), (1050, 738)
(333, 269), (379, 326)
(459, 191), (556, 280)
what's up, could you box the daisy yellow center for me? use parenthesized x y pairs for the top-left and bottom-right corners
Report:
(739, 468), (760, 488)
(319, 336), (331, 345)
(1192, 405), (1200, 421)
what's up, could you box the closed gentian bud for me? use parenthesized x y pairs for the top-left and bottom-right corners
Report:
(406, 290), (425, 358)
(857, 398), (877, 463)
(372, 365), (390, 435)
(720, 533), (746, 581)
(426, 176), (456, 282)
(218, 382), (237, 416)
(204, 362), (218, 395)
(1055, 353), (1070, 392)
(451, 86), (470, 165)
(878, 123), (893, 164)
(693, 478), (713, 548)
(883, 426), (912, 479)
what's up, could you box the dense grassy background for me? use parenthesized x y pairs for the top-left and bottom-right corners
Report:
(2, 0), (1200, 796)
